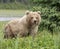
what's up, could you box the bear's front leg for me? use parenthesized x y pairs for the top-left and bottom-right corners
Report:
(29, 26), (38, 37)
(17, 31), (28, 38)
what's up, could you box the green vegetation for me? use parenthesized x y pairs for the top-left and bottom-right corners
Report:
(0, 0), (30, 9)
(31, 6), (60, 33)
(30, 0), (60, 33)
(0, 3), (29, 9)
(0, 21), (60, 49)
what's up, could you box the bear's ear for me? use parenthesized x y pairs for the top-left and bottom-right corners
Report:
(37, 11), (41, 15)
(25, 10), (30, 15)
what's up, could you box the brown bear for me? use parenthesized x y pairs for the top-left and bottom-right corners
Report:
(4, 11), (41, 38)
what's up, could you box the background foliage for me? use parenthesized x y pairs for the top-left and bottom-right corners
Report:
(30, 0), (60, 33)
(0, 0), (30, 9)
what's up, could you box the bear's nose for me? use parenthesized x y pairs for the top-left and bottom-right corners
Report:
(34, 20), (37, 23)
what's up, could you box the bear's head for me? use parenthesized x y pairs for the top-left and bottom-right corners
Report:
(26, 11), (41, 26)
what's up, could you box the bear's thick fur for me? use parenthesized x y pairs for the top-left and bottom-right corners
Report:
(4, 11), (41, 38)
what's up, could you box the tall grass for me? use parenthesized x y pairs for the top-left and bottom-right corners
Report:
(0, 21), (60, 49)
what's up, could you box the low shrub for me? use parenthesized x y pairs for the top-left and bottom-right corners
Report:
(31, 6), (60, 33)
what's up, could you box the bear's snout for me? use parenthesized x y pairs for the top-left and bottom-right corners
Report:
(34, 20), (37, 24)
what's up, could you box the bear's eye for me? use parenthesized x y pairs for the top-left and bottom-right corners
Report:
(31, 17), (33, 19)
(36, 17), (38, 19)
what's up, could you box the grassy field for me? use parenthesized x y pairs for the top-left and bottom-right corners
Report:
(0, 10), (27, 17)
(0, 21), (60, 49)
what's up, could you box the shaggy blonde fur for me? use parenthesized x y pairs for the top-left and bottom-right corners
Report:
(4, 11), (41, 38)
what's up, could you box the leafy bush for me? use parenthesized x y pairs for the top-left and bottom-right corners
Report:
(30, 0), (60, 33)
(30, 0), (60, 11)
(31, 6), (60, 33)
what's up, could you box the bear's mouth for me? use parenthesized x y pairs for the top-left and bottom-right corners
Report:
(34, 20), (38, 24)
(33, 21), (38, 25)
(34, 21), (36, 24)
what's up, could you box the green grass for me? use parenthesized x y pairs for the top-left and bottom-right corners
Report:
(0, 10), (27, 17)
(0, 3), (29, 10)
(0, 21), (60, 49)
